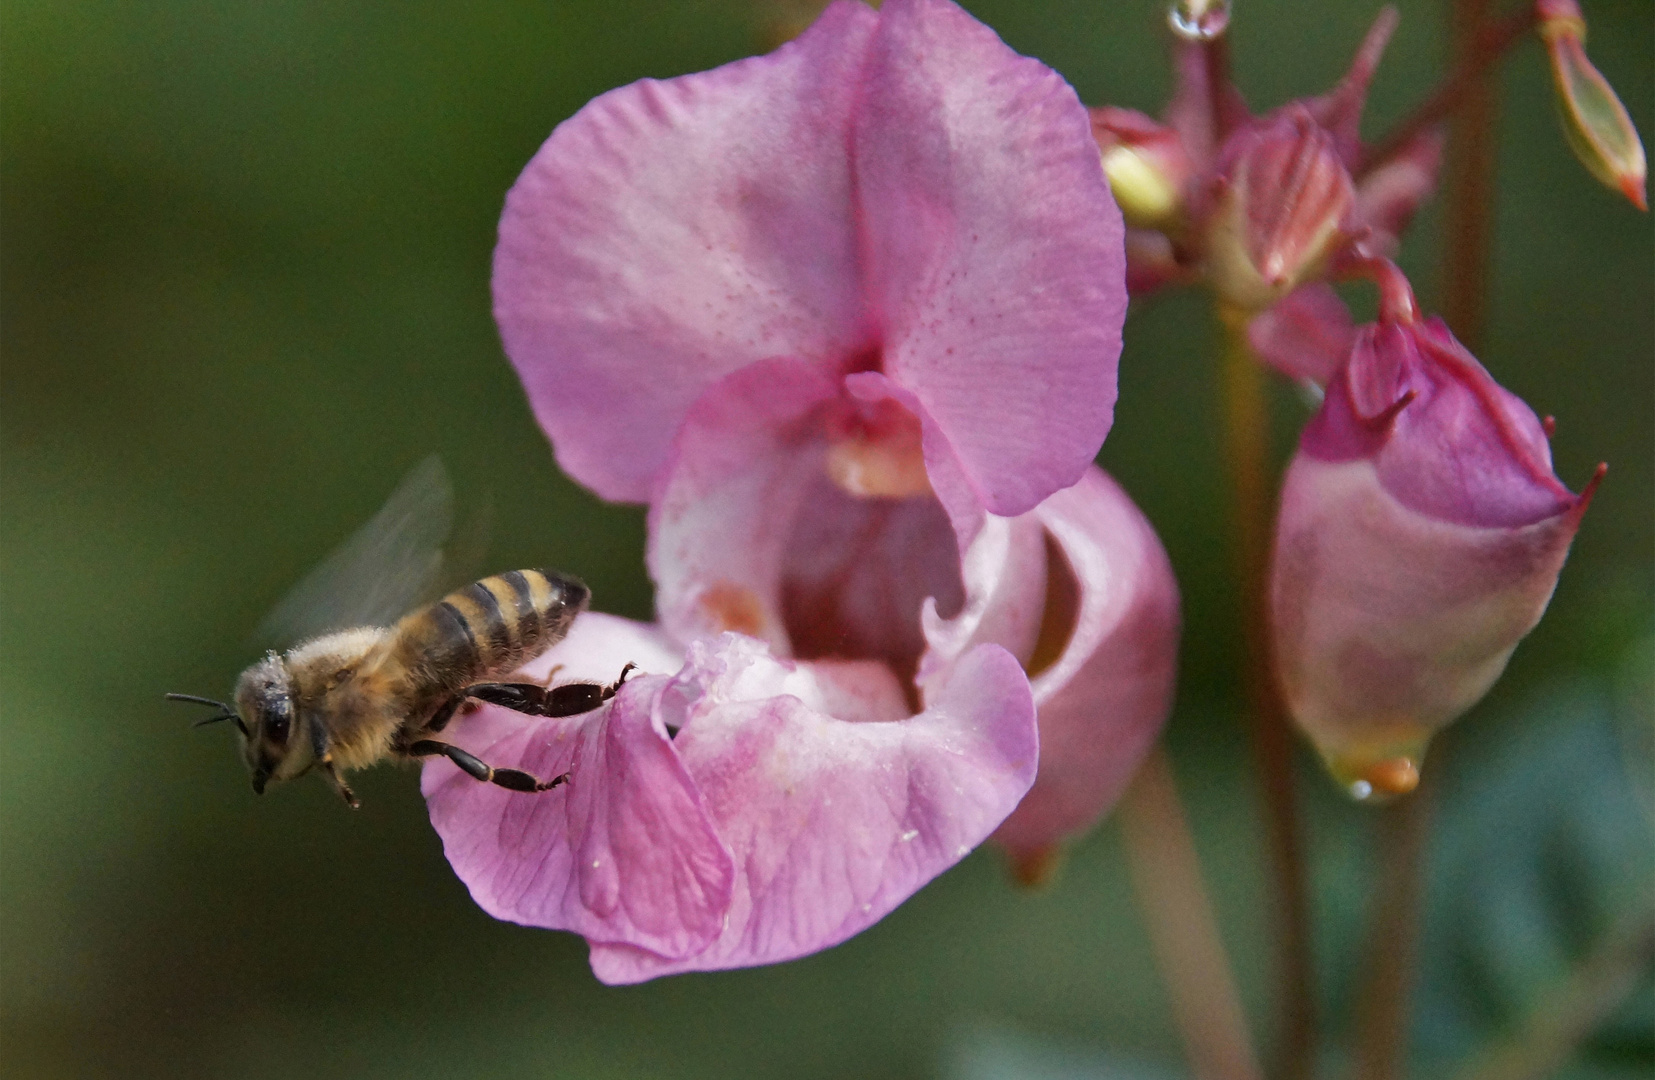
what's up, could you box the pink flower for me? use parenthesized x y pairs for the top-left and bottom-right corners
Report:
(1271, 315), (1601, 797)
(423, 0), (1179, 981)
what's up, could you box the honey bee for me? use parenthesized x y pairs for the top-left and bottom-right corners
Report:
(168, 459), (629, 808)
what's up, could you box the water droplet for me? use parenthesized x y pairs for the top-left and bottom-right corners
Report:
(1169, 0), (1231, 41)
(1349, 779), (1374, 801)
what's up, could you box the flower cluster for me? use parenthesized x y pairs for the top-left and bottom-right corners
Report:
(423, 0), (1179, 982)
(1085, 4), (1616, 795)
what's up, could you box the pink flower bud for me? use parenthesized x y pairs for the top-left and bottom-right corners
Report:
(1091, 107), (1193, 231)
(1206, 108), (1356, 312)
(1271, 316), (1601, 798)
(1538, 0), (1647, 210)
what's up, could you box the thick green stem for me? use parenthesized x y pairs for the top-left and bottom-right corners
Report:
(1218, 307), (1315, 1080)
(1120, 748), (1263, 1080)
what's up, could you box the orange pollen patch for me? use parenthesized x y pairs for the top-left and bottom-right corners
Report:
(824, 399), (931, 498)
(696, 581), (768, 637)
(1362, 757), (1421, 797)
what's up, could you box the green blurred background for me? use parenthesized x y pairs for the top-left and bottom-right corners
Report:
(2, 1), (1650, 1077)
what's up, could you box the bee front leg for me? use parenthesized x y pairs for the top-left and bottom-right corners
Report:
(308, 722), (360, 809)
(407, 740), (568, 794)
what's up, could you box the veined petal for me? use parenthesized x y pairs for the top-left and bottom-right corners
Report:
(589, 634), (1038, 982)
(855, 0), (1127, 517)
(422, 615), (733, 961)
(995, 467), (1180, 856)
(494, 1), (879, 503)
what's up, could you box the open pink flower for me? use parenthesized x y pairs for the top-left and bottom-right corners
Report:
(424, 0), (1178, 982)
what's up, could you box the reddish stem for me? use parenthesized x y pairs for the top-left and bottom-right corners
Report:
(1359, 4), (1537, 182)
(1439, 0), (1504, 350)
(1352, 769), (1436, 1080)
(1120, 749), (1264, 1080)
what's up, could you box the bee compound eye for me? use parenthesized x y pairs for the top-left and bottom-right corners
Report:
(264, 701), (293, 744)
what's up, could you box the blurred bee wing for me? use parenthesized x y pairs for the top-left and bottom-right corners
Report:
(255, 455), (455, 645)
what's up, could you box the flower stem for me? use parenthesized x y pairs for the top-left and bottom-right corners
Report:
(1358, 3), (1536, 183)
(1120, 747), (1264, 1080)
(1350, 770), (1435, 1080)
(1446, 904), (1655, 1080)
(1217, 306), (1316, 1080)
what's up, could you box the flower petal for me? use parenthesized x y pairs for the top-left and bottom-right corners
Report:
(995, 468), (1181, 856)
(855, 0), (1127, 517)
(648, 358), (966, 682)
(1355, 127), (1443, 255)
(1305, 318), (1578, 528)
(422, 614), (734, 961)
(494, 1), (879, 503)
(589, 634), (1039, 982)
(1247, 283), (1356, 386)
(1273, 452), (1588, 790)
(917, 510), (1049, 692)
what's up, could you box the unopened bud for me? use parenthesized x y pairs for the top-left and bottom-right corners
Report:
(1207, 108), (1355, 312)
(1272, 315), (1601, 798)
(1091, 108), (1192, 231)
(1537, 0), (1647, 210)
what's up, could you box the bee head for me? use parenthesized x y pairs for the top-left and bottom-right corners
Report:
(233, 654), (307, 795)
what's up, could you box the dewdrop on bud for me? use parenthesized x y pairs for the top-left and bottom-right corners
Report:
(1169, 0), (1230, 41)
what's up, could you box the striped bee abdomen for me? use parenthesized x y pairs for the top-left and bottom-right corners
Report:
(394, 570), (590, 700)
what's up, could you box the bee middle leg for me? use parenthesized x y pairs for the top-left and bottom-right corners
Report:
(407, 740), (568, 793)
(309, 719), (360, 809)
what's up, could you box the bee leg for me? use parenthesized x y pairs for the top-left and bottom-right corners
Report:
(320, 761), (361, 809)
(308, 721), (361, 809)
(464, 662), (638, 719)
(424, 693), (466, 734)
(408, 739), (568, 794)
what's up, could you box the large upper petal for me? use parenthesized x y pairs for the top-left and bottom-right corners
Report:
(421, 615), (734, 961)
(854, 0), (1127, 517)
(493, 1), (879, 503)
(588, 633), (1038, 983)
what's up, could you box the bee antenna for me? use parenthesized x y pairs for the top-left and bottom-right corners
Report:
(166, 693), (249, 736)
(166, 692), (233, 710)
